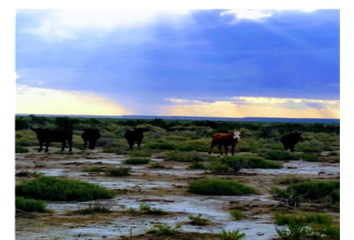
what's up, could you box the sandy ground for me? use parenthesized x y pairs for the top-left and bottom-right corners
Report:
(15, 147), (340, 240)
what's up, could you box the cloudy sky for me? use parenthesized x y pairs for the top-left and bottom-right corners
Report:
(15, 6), (340, 118)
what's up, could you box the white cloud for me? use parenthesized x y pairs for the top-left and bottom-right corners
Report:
(221, 9), (275, 21)
(16, 85), (132, 116)
(21, 9), (191, 41)
(220, 9), (318, 23)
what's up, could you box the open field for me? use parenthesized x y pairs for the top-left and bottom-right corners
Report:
(15, 116), (340, 240)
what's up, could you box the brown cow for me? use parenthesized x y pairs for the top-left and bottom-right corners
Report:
(208, 131), (241, 155)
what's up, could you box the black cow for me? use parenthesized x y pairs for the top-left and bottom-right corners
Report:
(81, 128), (101, 150)
(281, 131), (302, 152)
(31, 128), (73, 152)
(124, 128), (147, 149)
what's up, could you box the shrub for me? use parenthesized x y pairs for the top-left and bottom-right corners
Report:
(275, 221), (316, 240)
(260, 150), (297, 161)
(71, 201), (113, 214)
(16, 196), (47, 212)
(188, 162), (206, 169)
(298, 153), (320, 162)
(188, 214), (210, 225)
(223, 155), (282, 167)
(149, 162), (167, 169)
(165, 151), (210, 162)
(271, 180), (340, 204)
(104, 166), (131, 177)
(188, 179), (256, 196)
(82, 166), (105, 172)
(139, 203), (165, 215)
(217, 229), (246, 240)
(146, 223), (181, 236)
(208, 162), (235, 175)
(16, 176), (114, 201)
(122, 158), (150, 164)
(230, 209), (245, 220)
(15, 145), (29, 153)
(274, 213), (332, 226)
(129, 150), (152, 157)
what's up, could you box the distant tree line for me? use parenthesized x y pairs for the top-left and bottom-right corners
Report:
(15, 115), (340, 136)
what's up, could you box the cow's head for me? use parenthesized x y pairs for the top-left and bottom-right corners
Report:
(232, 131), (241, 139)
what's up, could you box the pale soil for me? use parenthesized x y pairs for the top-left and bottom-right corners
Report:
(15, 147), (340, 240)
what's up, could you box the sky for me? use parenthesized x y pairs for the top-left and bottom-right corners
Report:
(15, 5), (340, 119)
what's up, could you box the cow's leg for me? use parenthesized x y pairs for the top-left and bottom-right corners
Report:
(290, 145), (295, 152)
(208, 141), (214, 154)
(45, 142), (50, 152)
(83, 139), (87, 148)
(224, 145), (228, 155)
(68, 139), (72, 152)
(231, 145), (235, 155)
(217, 145), (223, 155)
(61, 140), (66, 151)
(137, 141), (142, 149)
(128, 141), (134, 149)
(38, 141), (43, 152)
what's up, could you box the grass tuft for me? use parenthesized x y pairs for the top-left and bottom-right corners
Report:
(188, 178), (257, 196)
(122, 158), (150, 164)
(104, 166), (131, 176)
(16, 176), (114, 201)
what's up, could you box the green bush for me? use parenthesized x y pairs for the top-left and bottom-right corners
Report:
(82, 166), (105, 172)
(274, 213), (332, 226)
(15, 145), (29, 153)
(275, 221), (317, 240)
(104, 166), (131, 177)
(165, 151), (211, 162)
(16, 196), (47, 212)
(188, 179), (256, 196)
(299, 153), (319, 162)
(260, 150), (298, 161)
(71, 201), (113, 214)
(149, 162), (167, 169)
(217, 229), (246, 240)
(122, 158), (150, 164)
(230, 209), (245, 220)
(221, 154), (283, 168)
(272, 180), (339, 204)
(146, 223), (181, 236)
(139, 203), (165, 215)
(188, 162), (206, 169)
(188, 214), (210, 225)
(16, 176), (114, 201)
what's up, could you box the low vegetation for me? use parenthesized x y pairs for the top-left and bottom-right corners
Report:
(230, 209), (245, 220)
(122, 158), (151, 164)
(271, 180), (339, 205)
(208, 155), (282, 174)
(16, 196), (47, 212)
(104, 166), (132, 176)
(217, 229), (246, 240)
(146, 223), (182, 236)
(164, 151), (211, 162)
(71, 201), (113, 215)
(188, 214), (210, 225)
(139, 203), (166, 215)
(16, 176), (115, 201)
(82, 166), (105, 172)
(188, 178), (257, 196)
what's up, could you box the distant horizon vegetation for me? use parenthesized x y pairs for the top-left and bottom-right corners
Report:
(15, 114), (340, 124)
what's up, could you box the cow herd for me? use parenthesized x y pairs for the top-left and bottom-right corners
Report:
(31, 127), (302, 154)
